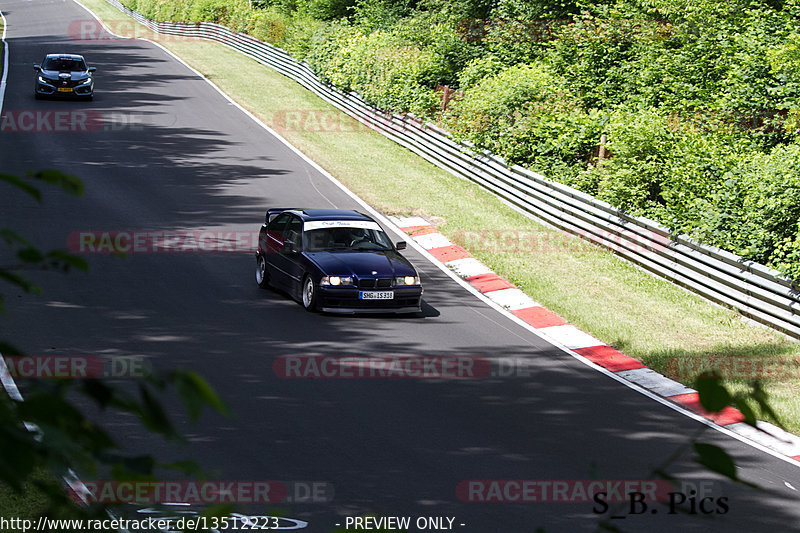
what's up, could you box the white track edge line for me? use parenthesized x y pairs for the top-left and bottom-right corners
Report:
(0, 10), (9, 114)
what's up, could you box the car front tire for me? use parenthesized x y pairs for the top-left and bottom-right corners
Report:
(302, 275), (318, 312)
(256, 255), (270, 289)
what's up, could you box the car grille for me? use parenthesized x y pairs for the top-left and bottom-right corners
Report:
(357, 277), (392, 289)
(47, 77), (83, 88)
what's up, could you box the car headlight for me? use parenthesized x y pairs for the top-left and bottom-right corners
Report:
(395, 275), (419, 286)
(78, 77), (92, 85)
(320, 276), (353, 286)
(38, 76), (52, 84)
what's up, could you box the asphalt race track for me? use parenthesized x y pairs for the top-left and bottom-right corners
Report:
(2, 0), (800, 531)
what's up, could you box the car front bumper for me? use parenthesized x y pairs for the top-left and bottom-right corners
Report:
(318, 286), (423, 314)
(35, 80), (93, 97)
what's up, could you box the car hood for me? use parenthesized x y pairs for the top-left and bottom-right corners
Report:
(305, 250), (417, 278)
(40, 69), (91, 81)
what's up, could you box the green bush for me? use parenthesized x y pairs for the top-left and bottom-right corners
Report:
(305, 21), (355, 69)
(251, 10), (288, 43)
(392, 15), (482, 86)
(547, 12), (665, 109)
(738, 144), (800, 272)
(591, 110), (677, 217)
(457, 56), (505, 90)
(415, 0), (494, 22)
(314, 30), (443, 113)
(187, 0), (230, 23)
(445, 63), (608, 186)
(350, 0), (411, 31)
(661, 124), (747, 237)
(281, 15), (330, 58)
(446, 63), (564, 148)
(297, 0), (357, 21)
(482, 0), (581, 65)
(590, 109), (748, 225)
(586, 111), (800, 282)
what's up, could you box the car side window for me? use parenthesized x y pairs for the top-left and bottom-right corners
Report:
(267, 212), (291, 242)
(285, 216), (303, 250)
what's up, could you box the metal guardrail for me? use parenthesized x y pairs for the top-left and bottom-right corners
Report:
(104, 0), (800, 338)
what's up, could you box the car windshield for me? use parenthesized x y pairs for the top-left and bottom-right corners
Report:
(305, 227), (394, 252)
(43, 57), (86, 71)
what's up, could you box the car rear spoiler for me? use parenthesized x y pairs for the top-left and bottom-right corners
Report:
(265, 208), (300, 224)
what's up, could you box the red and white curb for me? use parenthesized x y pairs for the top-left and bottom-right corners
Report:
(389, 215), (800, 464)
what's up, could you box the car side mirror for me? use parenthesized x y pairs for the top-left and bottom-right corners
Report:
(88, 67), (96, 73)
(283, 240), (297, 253)
(396, 241), (407, 250)
(33, 65), (41, 71)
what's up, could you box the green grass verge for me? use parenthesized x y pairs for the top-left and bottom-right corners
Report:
(82, 0), (800, 435)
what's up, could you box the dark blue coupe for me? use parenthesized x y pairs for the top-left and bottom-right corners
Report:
(255, 209), (423, 313)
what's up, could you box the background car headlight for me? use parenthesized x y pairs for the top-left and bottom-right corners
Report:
(321, 276), (353, 286)
(395, 276), (419, 286)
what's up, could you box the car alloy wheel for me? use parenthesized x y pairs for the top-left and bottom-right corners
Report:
(256, 255), (269, 289)
(302, 276), (318, 311)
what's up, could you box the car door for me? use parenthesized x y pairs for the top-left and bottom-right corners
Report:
(264, 212), (291, 289)
(279, 215), (306, 299)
